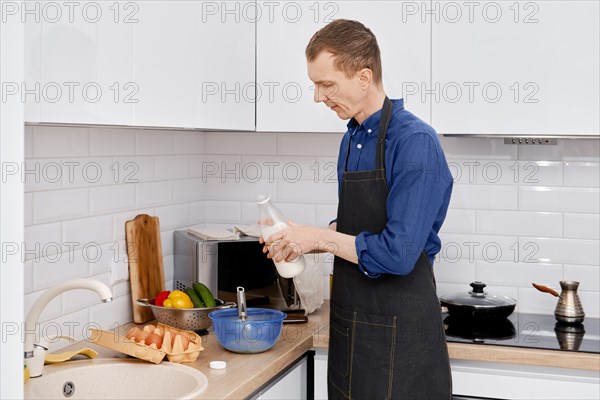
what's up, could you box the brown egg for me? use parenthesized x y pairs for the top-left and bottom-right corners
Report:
(133, 330), (150, 344)
(144, 333), (163, 348)
(126, 327), (140, 340)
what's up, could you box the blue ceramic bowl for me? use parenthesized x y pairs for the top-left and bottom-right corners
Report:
(208, 308), (286, 353)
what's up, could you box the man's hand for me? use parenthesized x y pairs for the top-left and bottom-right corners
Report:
(260, 221), (325, 262)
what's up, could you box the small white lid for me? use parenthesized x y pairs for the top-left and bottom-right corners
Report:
(210, 360), (227, 370)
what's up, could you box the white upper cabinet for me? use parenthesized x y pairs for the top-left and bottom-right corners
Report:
(24, 1), (255, 130)
(256, 1), (431, 133)
(133, 1), (255, 130)
(432, 1), (600, 135)
(24, 1), (134, 124)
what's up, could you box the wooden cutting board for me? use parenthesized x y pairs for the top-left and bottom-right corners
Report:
(125, 214), (165, 323)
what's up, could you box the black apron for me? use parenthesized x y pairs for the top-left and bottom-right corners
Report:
(328, 97), (452, 400)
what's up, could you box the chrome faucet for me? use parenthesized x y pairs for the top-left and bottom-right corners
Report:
(24, 279), (113, 378)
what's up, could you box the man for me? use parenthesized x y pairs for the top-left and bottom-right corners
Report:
(262, 19), (453, 399)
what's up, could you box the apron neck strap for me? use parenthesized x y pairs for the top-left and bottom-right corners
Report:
(376, 96), (392, 170)
(344, 96), (393, 172)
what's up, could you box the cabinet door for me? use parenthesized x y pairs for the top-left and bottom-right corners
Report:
(256, 1), (431, 133)
(258, 356), (307, 399)
(133, 1), (255, 130)
(432, 1), (600, 135)
(25, 1), (134, 125)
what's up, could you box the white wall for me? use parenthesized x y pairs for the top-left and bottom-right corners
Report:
(23, 127), (599, 352)
(23, 126), (204, 346)
(1, 15), (25, 400)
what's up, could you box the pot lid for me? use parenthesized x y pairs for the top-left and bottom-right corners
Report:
(440, 282), (517, 308)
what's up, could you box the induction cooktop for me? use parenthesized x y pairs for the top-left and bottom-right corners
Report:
(443, 312), (600, 353)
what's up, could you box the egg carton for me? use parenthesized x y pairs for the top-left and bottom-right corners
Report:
(88, 323), (204, 364)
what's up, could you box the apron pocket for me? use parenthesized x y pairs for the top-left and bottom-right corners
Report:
(351, 310), (397, 400)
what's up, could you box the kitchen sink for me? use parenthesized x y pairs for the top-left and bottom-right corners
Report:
(24, 358), (208, 399)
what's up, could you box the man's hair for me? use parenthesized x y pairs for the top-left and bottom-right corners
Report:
(305, 19), (382, 85)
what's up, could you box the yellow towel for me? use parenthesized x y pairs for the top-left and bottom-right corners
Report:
(45, 348), (99, 364)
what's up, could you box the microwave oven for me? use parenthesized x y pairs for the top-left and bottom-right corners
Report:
(173, 230), (302, 313)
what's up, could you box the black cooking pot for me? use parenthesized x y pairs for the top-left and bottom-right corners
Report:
(439, 282), (516, 320)
(444, 315), (516, 342)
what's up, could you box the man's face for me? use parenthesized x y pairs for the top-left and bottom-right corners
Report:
(307, 51), (366, 120)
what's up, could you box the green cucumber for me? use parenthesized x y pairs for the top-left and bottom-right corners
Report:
(185, 287), (205, 308)
(193, 282), (216, 308)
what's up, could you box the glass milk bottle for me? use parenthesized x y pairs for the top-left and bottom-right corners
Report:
(257, 194), (306, 278)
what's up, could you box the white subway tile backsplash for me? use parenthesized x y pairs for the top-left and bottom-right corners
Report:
(518, 162), (563, 187)
(277, 132), (343, 157)
(316, 204), (338, 228)
(277, 203), (316, 225)
(89, 295), (132, 330)
(204, 178), (277, 202)
(113, 156), (156, 182)
(519, 186), (600, 213)
(136, 181), (173, 208)
(205, 132), (276, 155)
(24, 192), (33, 226)
(189, 201), (205, 225)
(200, 155), (242, 179)
(62, 215), (113, 248)
(33, 126), (90, 158)
(436, 233), (518, 263)
(519, 237), (600, 266)
(163, 255), (174, 283)
(155, 155), (190, 180)
(90, 243), (115, 276)
(32, 251), (89, 291)
(24, 158), (63, 192)
(61, 157), (117, 188)
(203, 201), (242, 224)
(33, 188), (89, 224)
(277, 179), (337, 204)
(477, 210), (563, 237)
(136, 130), (173, 155)
(564, 265), (600, 292)
(432, 258), (476, 284)
(517, 287), (557, 315)
(155, 204), (190, 230)
(241, 155), (318, 182)
(189, 155), (203, 178)
(476, 261), (562, 287)
(24, 222), (62, 261)
(440, 209), (476, 234)
(240, 202), (257, 224)
(449, 184), (517, 210)
(564, 213), (600, 240)
(578, 291), (599, 318)
(90, 128), (136, 156)
(564, 162), (600, 187)
(173, 178), (204, 203)
(161, 230), (175, 257)
(173, 132), (204, 154)
(90, 184), (136, 216)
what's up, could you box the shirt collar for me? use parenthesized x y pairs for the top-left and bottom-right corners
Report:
(346, 98), (404, 135)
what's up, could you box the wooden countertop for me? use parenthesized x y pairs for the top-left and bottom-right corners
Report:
(65, 301), (597, 399)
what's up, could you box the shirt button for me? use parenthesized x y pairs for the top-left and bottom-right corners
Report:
(367, 129), (372, 133)
(357, 144), (362, 149)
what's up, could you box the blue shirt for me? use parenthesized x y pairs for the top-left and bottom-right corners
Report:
(335, 99), (453, 277)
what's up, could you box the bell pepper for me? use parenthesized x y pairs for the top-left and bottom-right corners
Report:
(164, 290), (193, 309)
(155, 290), (171, 307)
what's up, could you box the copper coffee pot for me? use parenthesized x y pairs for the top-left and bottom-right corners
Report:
(532, 281), (585, 324)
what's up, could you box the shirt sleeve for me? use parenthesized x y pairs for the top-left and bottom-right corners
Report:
(355, 133), (451, 277)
